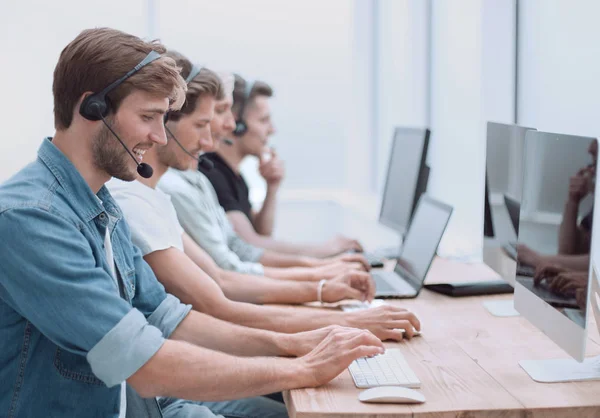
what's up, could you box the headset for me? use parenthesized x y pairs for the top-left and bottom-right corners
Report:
(79, 50), (161, 178)
(163, 64), (214, 171)
(232, 77), (255, 137)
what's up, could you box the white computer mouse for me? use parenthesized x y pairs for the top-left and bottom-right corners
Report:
(358, 386), (426, 404)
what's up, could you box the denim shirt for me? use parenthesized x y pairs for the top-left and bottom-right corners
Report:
(0, 139), (192, 418)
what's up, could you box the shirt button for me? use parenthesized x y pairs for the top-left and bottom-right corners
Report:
(99, 213), (106, 221)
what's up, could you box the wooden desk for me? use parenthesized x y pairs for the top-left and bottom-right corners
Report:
(284, 255), (600, 417)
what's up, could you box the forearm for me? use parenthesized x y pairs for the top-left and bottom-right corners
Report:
(558, 201), (582, 254)
(263, 266), (321, 281)
(201, 296), (350, 333)
(545, 253), (590, 271)
(128, 339), (306, 400)
(220, 270), (320, 304)
(260, 250), (320, 268)
(253, 187), (278, 236)
(170, 310), (292, 357)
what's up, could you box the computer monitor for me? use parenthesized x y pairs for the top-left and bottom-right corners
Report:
(379, 127), (430, 237)
(483, 122), (535, 243)
(514, 130), (600, 382)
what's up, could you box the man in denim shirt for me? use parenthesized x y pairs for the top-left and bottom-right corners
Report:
(0, 28), (386, 418)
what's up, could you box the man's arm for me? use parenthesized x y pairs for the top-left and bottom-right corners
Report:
(228, 210), (364, 258)
(558, 200), (585, 254)
(182, 233), (373, 304)
(127, 326), (385, 401)
(252, 187), (277, 236)
(544, 253), (590, 271)
(144, 247), (419, 339)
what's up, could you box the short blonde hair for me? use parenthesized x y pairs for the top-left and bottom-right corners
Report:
(53, 28), (187, 130)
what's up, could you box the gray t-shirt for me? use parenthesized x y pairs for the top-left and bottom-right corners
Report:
(159, 169), (265, 275)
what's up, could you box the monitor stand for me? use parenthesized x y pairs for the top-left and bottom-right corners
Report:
(482, 299), (519, 317)
(519, 356), (600, 383)
(520, 266), (600, 382)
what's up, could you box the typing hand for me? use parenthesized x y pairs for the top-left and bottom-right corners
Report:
(546, 271), (588, 296)
(576, 287), (588, 311)
(326, 235), (364, 255)
(297, 326), (384, 387)
(326, 253), (371, 271)
(533, 264), (567, 286)
(313, 261), (367, 279)
(322, 271), (375, 303)
(346, 305), (421, 341)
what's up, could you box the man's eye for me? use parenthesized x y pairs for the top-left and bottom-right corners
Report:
(142, 115), (153, 121)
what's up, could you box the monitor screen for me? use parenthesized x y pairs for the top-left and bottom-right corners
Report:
(514, 130), (597, 361)
(397, 195), (452, 286)
(484, 122), (534, 243)
(379, 127), (430, 236)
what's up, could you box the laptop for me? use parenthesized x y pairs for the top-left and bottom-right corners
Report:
(372, 195), (452, 298)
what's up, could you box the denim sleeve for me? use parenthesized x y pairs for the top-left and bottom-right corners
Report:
(122, 225), (192, 338)
(0, 208), (165, 387)
(168, 187), (265, 275)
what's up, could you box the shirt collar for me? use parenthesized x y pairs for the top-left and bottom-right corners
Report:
(38, 138), (122, 222)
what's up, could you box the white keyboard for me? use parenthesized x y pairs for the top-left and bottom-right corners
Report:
(341, 299), (388, 312)
(348, 349), (421, 388)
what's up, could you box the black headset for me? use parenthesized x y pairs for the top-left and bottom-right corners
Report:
(79, 50), (161, 178)
(80, 50), (161, 121)
(232, 77), (255, 137)
(163, 64), (214, 171)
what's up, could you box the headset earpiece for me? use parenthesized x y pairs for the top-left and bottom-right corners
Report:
(233, 77), (254, 137)
(79, 94), (108, 121)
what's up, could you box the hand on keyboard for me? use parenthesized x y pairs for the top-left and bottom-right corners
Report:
(329, 252), (371, 271)
(298, 326), (385, 388)
(322, 271), (376, 303)
(346, 305), (421, 341)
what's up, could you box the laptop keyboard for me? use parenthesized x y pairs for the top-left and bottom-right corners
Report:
(372, 271), (416, 294)
(348, 349), (421, 388)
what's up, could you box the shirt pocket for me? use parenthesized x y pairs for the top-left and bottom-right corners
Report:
(53, 347), (105, 386)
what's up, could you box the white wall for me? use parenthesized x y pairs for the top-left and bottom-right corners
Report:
(375, 0), (429, 193)
(156, 0), (368, 199)
(0, 0), (147, 183)
(1, 1), (374, 200)
(427, 0), (515, 258)
(517, 0), (600, 137)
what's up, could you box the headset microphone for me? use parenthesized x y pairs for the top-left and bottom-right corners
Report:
(164, 124), (214, 171)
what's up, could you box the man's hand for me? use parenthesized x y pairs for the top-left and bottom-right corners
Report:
(322, 271), (375, 303)
(517, 244), (544, 268)
(323, 253), (371, 271)
(346, 305), (421, 341)
(296, 326), (385, 387)
(259, 148), (285, 188)
(569, 166), (594, 203)
(576, 287), (588, 311)
(312, 261), (367, 279)
(545, 271), (588, 296)
(325, 235), (363, 255)
(534, 264), (567, 286)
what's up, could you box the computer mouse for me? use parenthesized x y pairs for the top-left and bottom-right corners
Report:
(358, 386), (426, 404)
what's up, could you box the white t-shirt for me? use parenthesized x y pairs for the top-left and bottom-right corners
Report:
(108, 179), (184, 255)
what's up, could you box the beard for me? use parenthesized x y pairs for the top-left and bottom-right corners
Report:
(157, 141), (191, 171)
(92, 119), (137, 181)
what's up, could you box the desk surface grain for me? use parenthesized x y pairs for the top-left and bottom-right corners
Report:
(284, 254), (600, 418)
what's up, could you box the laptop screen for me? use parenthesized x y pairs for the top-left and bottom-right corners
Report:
(379, 127), (429, 236)
(395, 196), (452, 288)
